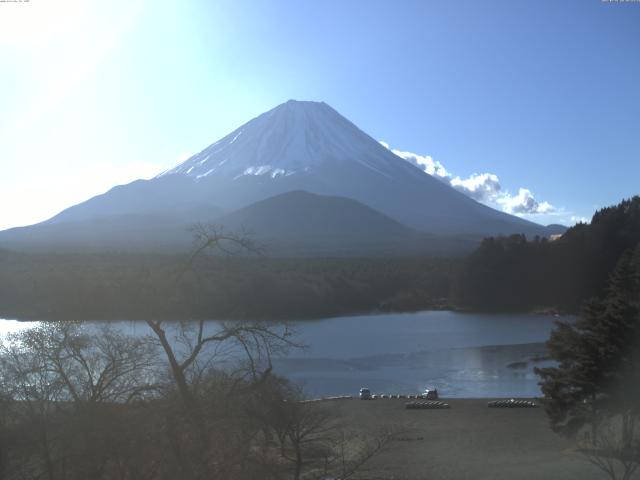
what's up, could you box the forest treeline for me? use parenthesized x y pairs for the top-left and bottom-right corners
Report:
(453, 196), (640, 312)
(1, 196), (638, 320)
(0, 251), (454, 321)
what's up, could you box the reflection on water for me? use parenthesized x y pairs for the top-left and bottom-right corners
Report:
(274, 342), (553, 398)
(278, 310), (561, 398)
(0, 311), (564, 398)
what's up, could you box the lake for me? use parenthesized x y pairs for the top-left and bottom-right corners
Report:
(0, 310), (563, 398)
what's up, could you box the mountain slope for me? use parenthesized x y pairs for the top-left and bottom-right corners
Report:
(157, 100), (547, 236)
(0, 100), (554, 253)
(0, 205), (224, 252)
(214, 190), (456, 255)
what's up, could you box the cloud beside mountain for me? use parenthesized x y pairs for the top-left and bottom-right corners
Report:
(450, 173), (501, 203)
(381, 142), (554, 216)
(379, 142), (451, 180)
(497, 188), (553, 215)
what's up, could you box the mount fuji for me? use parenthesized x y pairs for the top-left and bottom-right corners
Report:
(0, 100), (558, 254)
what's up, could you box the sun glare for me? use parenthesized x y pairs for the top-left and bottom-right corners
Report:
(0, 0), (90, 48)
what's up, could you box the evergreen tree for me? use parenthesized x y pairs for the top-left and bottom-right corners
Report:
(455, 196), (640, 312)
(536, 244), (640, 440)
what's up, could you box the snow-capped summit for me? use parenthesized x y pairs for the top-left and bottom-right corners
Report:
(159, 100), (412, 182)
(0, 100), (557, 253)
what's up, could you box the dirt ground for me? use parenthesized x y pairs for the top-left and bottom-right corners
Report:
(330, 398), (605, 480)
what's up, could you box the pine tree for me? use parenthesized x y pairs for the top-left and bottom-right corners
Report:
(536, 244), (640, 439)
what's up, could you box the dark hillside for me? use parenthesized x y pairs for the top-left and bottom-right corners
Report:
(453, 196), (640, 311)
(0, 252), (454, 321)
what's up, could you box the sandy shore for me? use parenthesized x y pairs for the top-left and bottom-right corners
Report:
(330, 398), (602, 480)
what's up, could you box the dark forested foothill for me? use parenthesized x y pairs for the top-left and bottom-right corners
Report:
(0, 252), (454, 321)
(1, 196), (638, 321)
(453, 197), (640, 313)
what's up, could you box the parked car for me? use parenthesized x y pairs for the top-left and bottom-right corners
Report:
(359, 388), (372, 400)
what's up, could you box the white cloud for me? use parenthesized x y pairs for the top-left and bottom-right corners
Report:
(497, 188), (554, 215)
(381, 141), (450, 180)
(570, 215), (589, 224)
(450, 173), (501, 202)
(381, 141), (555, 217)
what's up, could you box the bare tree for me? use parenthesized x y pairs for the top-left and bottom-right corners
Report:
(19, 322), (159, 403)
(0, 224), (394, 480)
(141, 224), (300, 479)
(271, 401), (399, 480)
(246, 378), (398, 480)
(579, 413), (640, 480)
(0, 331), (62, 480)
(280, 401), (336, 480)
(147, 224), (297, 408)
(187, 222), (264, 263)
(0, 322), (161, 480)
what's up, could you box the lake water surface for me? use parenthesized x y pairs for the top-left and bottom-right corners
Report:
(0, 311), (563, 398)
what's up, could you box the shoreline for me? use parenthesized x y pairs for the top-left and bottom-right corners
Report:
(1, 305), (575, 323)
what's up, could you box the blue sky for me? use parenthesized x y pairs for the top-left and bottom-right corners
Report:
(1, 0), (638, 230)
